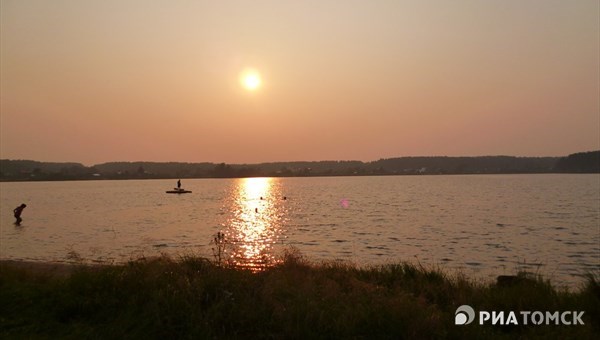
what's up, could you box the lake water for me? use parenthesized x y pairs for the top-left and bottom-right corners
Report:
(1, 175), (598, 287)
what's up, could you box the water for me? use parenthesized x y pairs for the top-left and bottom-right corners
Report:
(1, 175), (598, 287)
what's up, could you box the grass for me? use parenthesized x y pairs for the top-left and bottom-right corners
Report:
(1, 251), (598, 339)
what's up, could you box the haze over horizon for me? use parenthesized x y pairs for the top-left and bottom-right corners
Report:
(1, 1), (598, 165)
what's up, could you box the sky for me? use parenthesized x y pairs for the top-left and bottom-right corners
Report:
(1, 0), (598, 165)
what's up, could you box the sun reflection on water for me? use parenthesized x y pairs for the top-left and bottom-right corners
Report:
(223, 177), (287, 271)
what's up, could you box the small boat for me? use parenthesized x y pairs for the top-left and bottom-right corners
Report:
(166, 188), (192, 194)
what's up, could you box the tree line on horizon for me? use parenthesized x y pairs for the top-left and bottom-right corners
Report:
(0, 151), (598, 181)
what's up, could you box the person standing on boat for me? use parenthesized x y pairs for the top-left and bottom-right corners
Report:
(13, 203), (26, 225)
(177, 179), (181, 189)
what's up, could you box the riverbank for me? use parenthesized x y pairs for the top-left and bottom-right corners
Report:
(1, 253), (598, 338)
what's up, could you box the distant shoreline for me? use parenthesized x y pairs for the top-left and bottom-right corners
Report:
(1, 151), (598, 182)
(1, 171), (598, 183)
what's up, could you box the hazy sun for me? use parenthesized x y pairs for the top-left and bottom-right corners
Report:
(240, 68), (262, 91)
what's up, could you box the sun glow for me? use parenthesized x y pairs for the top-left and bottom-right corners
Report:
(239, 68), (262, 91)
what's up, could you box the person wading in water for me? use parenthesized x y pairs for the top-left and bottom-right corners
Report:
(13, 203), (26, 225)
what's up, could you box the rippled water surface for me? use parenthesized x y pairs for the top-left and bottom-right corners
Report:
(1, 175), (598, 286)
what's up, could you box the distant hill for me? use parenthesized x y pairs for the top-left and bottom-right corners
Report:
(369, 156), (558, 174)
(1, 151), (597, 181)
(554, 151), (600, 173)
(0, 160), (88, 180)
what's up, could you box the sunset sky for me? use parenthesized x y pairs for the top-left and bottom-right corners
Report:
(1, 0), (598, 165)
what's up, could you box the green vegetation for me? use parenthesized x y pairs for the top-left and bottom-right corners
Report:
(1, 252), (598, 339)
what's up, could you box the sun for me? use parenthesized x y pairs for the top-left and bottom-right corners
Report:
(239, 68), (262, 91)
